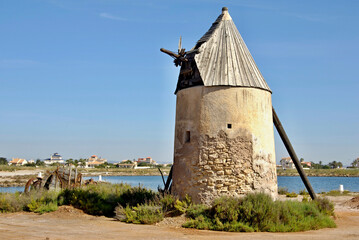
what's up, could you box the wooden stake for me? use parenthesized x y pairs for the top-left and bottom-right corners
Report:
(273, 107), (317, 200)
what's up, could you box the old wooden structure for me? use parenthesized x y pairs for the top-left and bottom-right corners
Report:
(24, 166), (85, 193)
(161, 7), (316, 203)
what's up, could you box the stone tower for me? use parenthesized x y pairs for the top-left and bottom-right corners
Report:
(171, 7), (277, 204)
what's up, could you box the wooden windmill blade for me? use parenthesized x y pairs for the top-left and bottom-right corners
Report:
(160, 35), (188, 67)
(178, 36), (182, 53)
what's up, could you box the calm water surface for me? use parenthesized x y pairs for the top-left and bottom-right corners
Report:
(0, 186), (24, 193)
(1, 176), (358, 193)
(278, 176), (359, 193)
(85, 175), (359, 193)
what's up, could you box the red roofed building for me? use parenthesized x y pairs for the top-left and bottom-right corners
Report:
(8, 158), (28, 166)
(86, 155), (107, 168)
(301, 162), (312, 168)
(137, 157), (157, 165)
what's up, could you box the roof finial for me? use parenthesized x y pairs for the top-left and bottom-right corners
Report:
(222, 7), (228, 12)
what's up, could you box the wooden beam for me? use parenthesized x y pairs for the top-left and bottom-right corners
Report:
(273, 107), (317, 200)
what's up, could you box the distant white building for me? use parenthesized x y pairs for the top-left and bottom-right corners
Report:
(8, 158), (28, 166)
(44, 153), (65, 165)
(280, 157), (295, 169)
(117, 161), (137, 169)
(28, 159), (35, 164)
(280, 157), (312, 169)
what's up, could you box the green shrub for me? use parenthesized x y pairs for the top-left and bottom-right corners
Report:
(1, 184), (159, 216)
(212, 196), (242, 222)
(114, 193), (193, 223)
(157, 194), (182, 216)
(158, 194), (176, 212)
(27, 201), (58, 214)
(0, 192), (27, 212)
(286, 192), (298, 198)
(25, 191), (59, 214)
(314, 197), (335, 216)
(182, 193), (336, 232)
(186, 204), (210, 219)
(302, 195), (310, 202)
(115, 204), (163, 224)
(117, 185), (158, 207)
(299, 189), (309, 195)
(1, 184), (158, 216)
(59, 183), (157, 217)
(278, 187), (289, 195)
(0, 195), (14, 212)
(174, 195), (192, 214)
(322, 190), (351, 196)
(0, 190), (59, 213)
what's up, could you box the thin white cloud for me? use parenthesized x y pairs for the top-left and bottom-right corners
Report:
(99, 12), (127, 21)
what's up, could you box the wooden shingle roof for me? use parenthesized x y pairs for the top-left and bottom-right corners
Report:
(193, 7), (271, 92)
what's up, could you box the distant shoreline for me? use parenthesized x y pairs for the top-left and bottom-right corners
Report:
(0, 168), (171, 187)
(277, 169), (359, 177)
(1, 168), (359, 187)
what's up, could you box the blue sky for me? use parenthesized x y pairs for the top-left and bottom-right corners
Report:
(0, 0), (358, 165)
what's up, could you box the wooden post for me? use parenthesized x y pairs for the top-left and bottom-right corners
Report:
(164, 166), (173, 192)
(54, 167), (58, 189)
(68, 167), (72, 189)
(272, 107), (317, 200)
(157, 167), (166, 187)
(74, 168), (78, 186)
(55, 177), (57, 189)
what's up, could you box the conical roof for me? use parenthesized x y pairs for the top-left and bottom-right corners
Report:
(192, 7), (271, 92)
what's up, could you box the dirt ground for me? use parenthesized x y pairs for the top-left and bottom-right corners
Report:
(0, 170), (41, 177)
(0, 170), (40, 187)
(1, 196), (359, 240)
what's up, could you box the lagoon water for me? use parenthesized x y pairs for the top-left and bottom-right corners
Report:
(0, 186), (24, 193)
(1, 176), (358, 193)
(278, 176), (359, 193)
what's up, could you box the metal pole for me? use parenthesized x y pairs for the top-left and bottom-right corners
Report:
(272, 107), (317, 200)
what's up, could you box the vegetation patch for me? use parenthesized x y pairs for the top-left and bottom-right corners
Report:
(115, 204), (163, 224)
(183, 193), (336, 232)
(278, 187), (289, 195)
(0, 190), (60, 213)
(0, 185), (337, 232)
(59, 183), (157, 217)
(320, 190), (351, 196)
(286, 192), (298, 198)
(114, 194), (192, 224)
(299, 189), (309, 195)
(0, 183), (157, 216)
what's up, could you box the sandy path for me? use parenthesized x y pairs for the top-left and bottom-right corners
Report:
(0, 205), (359, 240)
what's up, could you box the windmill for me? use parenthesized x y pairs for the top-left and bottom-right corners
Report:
(160, 7), (316, 203)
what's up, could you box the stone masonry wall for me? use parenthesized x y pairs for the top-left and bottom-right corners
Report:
(190, 130), (276, 204)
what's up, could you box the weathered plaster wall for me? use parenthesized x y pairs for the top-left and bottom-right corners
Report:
(172, 86), (277, 204)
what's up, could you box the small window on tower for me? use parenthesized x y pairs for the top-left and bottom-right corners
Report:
(185, 131), (191, 143)
(227, 124), (232, 129)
